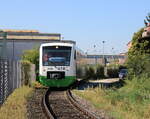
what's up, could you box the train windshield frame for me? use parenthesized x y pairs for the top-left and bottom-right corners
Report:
(42, 46), (72, 66)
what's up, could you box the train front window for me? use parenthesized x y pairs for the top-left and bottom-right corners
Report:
(43, 46), (71, 66)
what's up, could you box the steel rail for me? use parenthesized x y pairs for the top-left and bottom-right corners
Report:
(66, 90), (100, 119)
(42, 88), (100, 119)
(42, 88), (56, 119)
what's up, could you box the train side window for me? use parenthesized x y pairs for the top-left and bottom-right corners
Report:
(74, 50), (76, 59)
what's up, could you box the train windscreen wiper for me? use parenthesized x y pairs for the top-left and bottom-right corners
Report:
(49, 60), (57, 67)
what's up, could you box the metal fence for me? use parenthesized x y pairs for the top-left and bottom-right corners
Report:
(0, 59), (21, 105)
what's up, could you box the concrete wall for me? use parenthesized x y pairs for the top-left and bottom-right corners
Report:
(77, 56), (126, 65)
(5, 40), (60, 60)
(6, 41), (41, 60)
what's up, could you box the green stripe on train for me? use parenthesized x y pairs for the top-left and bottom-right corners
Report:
(39, 76), (76, 87)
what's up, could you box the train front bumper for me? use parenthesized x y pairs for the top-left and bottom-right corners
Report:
(39, 76), (76, 87)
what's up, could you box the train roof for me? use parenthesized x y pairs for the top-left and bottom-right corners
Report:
(50, 40), (76, 44)
(40, 40), (76, 47)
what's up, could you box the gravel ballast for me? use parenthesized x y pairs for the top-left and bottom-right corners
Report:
(72, 91), (114, 119)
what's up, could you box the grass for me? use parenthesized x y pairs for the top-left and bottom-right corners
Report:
(74, 77), (150, 119)
(32, 81), (47, 88)
(0, 86), (33, 119)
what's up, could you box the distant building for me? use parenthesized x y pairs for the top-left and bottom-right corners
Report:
(0, 29), (61, 40)
(0, 29), (61, 60)
(127, 41), (132, 50)
(118, 53), (127, 64)
(77, 54), (126, 65)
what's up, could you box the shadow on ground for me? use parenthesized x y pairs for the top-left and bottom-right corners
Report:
(74, 79), (125, 90)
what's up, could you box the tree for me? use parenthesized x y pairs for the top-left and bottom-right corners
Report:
(95, 65), (104, 79)
(21, 47), (39, 72)
(128, 13), (150, 57)
(127, 13), (150, 79)
(128, 27), (150, 58)
(127, 55), (150, 78)
(127, 28), (150, 78)
(128, 28), (144, 57)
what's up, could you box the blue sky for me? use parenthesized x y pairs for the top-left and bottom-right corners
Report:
(0, 0), (150, 54)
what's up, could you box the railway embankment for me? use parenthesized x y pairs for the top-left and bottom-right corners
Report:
(71, 90), (112, 119)
(0, 86), (33, 119)
(0, 84), (48, 119)
(73, 77), (150, 119)
(26, 88), (47, 119)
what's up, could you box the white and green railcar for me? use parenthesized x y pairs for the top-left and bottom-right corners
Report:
(39, 42), (76, 87)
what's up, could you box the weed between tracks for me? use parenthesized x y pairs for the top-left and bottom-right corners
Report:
(74, 77), (150, 119)
(0, 86), (33, 119)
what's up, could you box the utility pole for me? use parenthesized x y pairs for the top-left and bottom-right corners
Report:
(112, 47), (114, 63)
(102, 41), (105, 66)
(102, 41), (107, 77)
(93, 45), (97, 65)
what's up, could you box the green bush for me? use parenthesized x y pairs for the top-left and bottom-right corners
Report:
(74, 73), (150, 119)
(21, 60), (32, 87)
(106, 64), (127, 78)
(76, 66), (83, 78)
(89, 66), (96, 79)
(127, 26), (150, 79)
(127, 55), (150, 79)
(22, 47), (39, 73)
(95, 65), (104, 79)
(83, 66), (96, 80)
(83, 66), (90, 80)
(107, 67), (119, 78)
(21, 47), (39, 81)
(119, 65), (127, 70)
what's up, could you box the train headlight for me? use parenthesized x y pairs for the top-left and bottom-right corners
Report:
(63, 67), (65, 70)
(66, 67), (70, 71)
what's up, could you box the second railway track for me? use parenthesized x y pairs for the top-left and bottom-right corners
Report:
(43, 88), (99, 119)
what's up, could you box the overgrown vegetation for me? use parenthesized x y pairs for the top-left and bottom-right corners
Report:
(95, 65), (105, 79)
(74, 77), (150, 119)
(127, 28), (150, 80)
(77, 65), (105, 80)
(75, 62), (150, 118)
(77, 64), (126, 80)
(76, 66), (84, 78)
(107, 64), (124, 78)
(75, 14), (150, 119)
(0, 86), (33, 119)
(21, 60), (32, 86)
(21, 47), (39, 82)
(127, 55), (150, 79)
(22, 47), (39, 73)
(128, 28), (144, 56)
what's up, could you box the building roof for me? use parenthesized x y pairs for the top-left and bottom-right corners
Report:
(0, 29), (61, 40)
(86, 54), (126, 59)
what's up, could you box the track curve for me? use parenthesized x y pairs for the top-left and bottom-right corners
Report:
(42, 88), (100, 119)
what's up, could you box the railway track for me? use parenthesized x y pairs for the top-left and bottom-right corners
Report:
(42, 88), (99, 119)
(27, 88), (48, 119)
